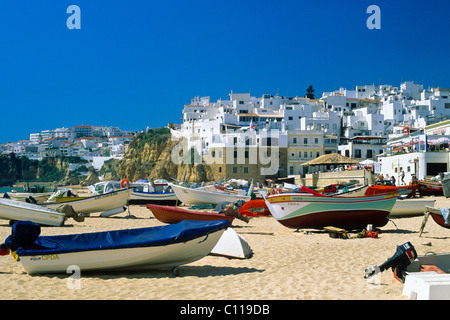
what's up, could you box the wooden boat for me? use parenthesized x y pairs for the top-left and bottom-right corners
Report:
(46, 189), (85, 203)
(44, 188), (131, 217)
(1, 219), (230, 274)
(0, 198), (67, 226)
(365, 184), (418, 197)
(390, 198), (436, 217)
(262, 191), (397, 229)
(6, 191), (54, 204)
(418, 180), (443, 196)
(88, 180), (179, 205)
(238, 199), (270, 217)
(423, 206), (450, 229)
(170, 183), (252, 205)
(146, 204), (235, 224)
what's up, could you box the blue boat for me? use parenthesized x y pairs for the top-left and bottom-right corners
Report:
(2, 219), (230, 274)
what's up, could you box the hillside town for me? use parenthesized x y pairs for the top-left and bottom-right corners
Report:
(1, 81), (450, 184)
(0, 125), (137, 170)
(171, 81), (450, 183)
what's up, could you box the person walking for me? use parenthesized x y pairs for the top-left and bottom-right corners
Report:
(400, 169), (405, 185)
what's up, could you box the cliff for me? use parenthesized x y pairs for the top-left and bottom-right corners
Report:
(114, 128), (215, 183)
(0, 154), (97, 186)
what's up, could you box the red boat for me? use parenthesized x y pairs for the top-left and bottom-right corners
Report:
(417, 180), (443, 196)
(426, 207), (450, 229)
(146, 204), (234, 224)
(365, 184), (418, 197)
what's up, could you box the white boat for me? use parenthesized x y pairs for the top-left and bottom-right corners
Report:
(44, 188), (131, 217)
(6, 191), (54, 204)
(3, 219), (230, 274)
(390, 198), (436, 217)
(128, 180), (178, 204)
(0, 198), (66, 226)
(89, 180), (179, 204)
(170, 183), (252, 205)
(210, 228), (253, 259)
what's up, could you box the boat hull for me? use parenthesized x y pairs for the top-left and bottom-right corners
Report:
(147, 204), (234, 224)
(390, 199), (436, 217)
(418, 180), (443, 196)
(12, 220), (229, 274)
(7, 192), (54, 204)
(0, 199), (66, 227)
(44, 188), (130, 216)
(129, 191), (179, 205)
(429, 211), (450, 229)
(264, 193), (396, 229)
(170, 184), (251, 205)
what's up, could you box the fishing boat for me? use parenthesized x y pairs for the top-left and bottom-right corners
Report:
(146, 204), (235, 224)
(0, 198), (67, 227)
(46, 189), (85, 203)
(1, 219), (230, 274)
(364, 242), (450, 299)
(423, 206), (450, 229)
(6, 190), (54, 204)
(390, 198), (436, 217)
(261, 190), (397, 229)
(365, 184), (418, 197)
(44, 188), (131, 217)
(128, 180), (178, 204)
(238, 199), (271, 217)
(323, 184), (369, 196)
(170, 183), (252, 205)
(89, 180), (179, 205)
(417, 180), (443, 196)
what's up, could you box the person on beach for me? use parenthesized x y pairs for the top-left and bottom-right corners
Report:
(390, 175), (396, 186)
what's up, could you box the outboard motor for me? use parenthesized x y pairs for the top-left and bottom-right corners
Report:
(25, 196), (37, 204)
(364, 242), (417, 282)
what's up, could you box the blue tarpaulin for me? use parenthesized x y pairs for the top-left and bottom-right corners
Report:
(5, 219), (230, 257)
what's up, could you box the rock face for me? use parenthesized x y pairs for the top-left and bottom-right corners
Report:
(115, 128), (215, 183)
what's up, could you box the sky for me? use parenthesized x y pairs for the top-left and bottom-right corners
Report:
(0, 0), (449, 143)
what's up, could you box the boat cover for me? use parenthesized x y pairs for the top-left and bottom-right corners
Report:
(4, 219), (230, 257)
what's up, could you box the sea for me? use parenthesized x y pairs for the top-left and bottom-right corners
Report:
(0, 187), (23, 194)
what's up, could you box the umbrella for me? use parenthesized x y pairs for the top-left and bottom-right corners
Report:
(302, 153), (360, 166)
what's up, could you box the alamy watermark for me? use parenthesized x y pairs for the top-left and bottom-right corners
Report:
(170, 129), (280, 175)
(67, 5), (81, 30)
(366, 5), (381, 30)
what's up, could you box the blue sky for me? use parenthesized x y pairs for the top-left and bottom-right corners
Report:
(0, 0), (449, 143)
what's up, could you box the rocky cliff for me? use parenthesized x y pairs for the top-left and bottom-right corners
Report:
(113, 127), (215, 183)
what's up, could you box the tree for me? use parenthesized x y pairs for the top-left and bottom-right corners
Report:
(305, 85), (315, 99)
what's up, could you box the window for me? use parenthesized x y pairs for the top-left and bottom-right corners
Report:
(304, 138), (308, 144)
(304, 152), (308, 158)
(244, 167), (248, 174)
(314, 138), (318, 144)
(293, 138), (297, 144)
(288, 116), (293, 120)
(355, 149), (361, 158)
(212, 151), (215, 157)
(219, 167), (222, 173)
(233, 167), (237, 173)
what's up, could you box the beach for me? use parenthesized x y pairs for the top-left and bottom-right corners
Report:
(0, 194), (449, 301)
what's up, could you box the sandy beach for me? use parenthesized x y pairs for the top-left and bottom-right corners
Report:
(0, 194), (449, 301)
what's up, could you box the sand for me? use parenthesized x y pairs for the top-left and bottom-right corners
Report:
(0, 194), (449, 301)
